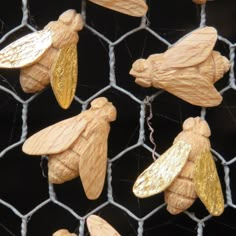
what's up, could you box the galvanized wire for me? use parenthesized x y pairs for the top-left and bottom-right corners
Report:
(0, 1), (235, 236)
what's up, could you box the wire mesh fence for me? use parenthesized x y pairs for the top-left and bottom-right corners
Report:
(0, 0), (236, 235)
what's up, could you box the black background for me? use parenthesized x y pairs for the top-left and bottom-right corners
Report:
(0, 0), (236, 235)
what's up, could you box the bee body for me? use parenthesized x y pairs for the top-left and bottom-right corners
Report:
(48, 117), (110, 185)
(20, 47), (56, 92)
(20, 12), (80, 93)
(151, 51), (229, 86)
(165, 160), (197, 214)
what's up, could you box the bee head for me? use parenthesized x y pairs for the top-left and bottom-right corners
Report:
(183, 117), (211, 137)
(90, 97), (117, 122)
(129, 59), (152, 87)
(132, 59), (148, 73)
(59, 9), (84, 32)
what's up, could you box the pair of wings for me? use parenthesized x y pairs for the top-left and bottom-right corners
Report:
(0, 29), (78, 109)
(156, 27), (224, 107)
(88, 0), (148, 17)
(22, 112), (108, 200)
(87, 215), (120, 236)
(133, 141), (224, 216)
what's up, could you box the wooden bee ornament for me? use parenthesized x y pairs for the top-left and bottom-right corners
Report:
(53, 229), (76, 236)
(87, 215), (121, 236)
(130, 27), (230, 107)
(22, 97), (117, 200)
(133, 117), (224, 216)
(0, 9), (83, 109)
(88, 0), (148, 17)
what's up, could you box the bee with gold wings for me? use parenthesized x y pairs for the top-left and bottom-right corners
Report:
(133, 117), (224, 216)
(87, 214), (121, 236)
(129, 27), (230, 107)
(22, 97), (117, 200)
(88, 0), (148, 17)
(0, 9), (83, 109)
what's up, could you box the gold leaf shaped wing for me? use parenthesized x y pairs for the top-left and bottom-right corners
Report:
(88, 0), (148, 17)
(157, 75), (222, 107)
(133, 141), (191, 198)
(194, 151), (224, 216)
(50, 43), (78, 109)
(0, 29), (52, 68)
(163, 27), (217, 68)
(22, 114), (88, 155)
(87, 215), (121, 236)
(79, 121), (110, 200)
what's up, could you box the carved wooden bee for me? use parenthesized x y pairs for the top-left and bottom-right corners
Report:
(22, 97), (117, 200)
(130, 27), (230, 107)
(52, 229), (76, 236)
(133, 117), (224, 216)
(0, 9), (83, 109)
(87, 215), (121, 236)
(88, 0), (148, 16)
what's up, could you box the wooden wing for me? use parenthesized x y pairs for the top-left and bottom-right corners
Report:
(22, 114), (88, 155)
(157, 74), (222, 107)
(0, 29), (52, 68)
(133, 141), (191, 198)
(79, 121), (110, 200)
(87, 215), (120, 236)
(194, 151), (224, 216)
(163, 27), (217, 68)
(50, 43), (78, 109)
(88, 0), (148, 17)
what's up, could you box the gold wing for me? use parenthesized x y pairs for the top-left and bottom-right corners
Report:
(0, 29), (52, 68)
(87, 215), (120, 236)
(50, 43), (78, 109)
(88, 0), (148, 17)
(163, 27), (217, 68)
(22, 114), (88, 155)
(79, 121), (110, 200)
(194, 151), (224, 216)
(133, 141), (191, 198)
(157, 74), (222, 107)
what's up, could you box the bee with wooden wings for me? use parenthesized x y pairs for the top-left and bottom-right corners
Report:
(129, 27), (230, 107)
(0, 9), (83, 109)
(133, 117), (224, 216)
(22, 97), (117, 200)
(88, 0), (148, 17)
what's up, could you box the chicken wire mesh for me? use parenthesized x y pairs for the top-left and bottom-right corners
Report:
(0, 0), (236, 235)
